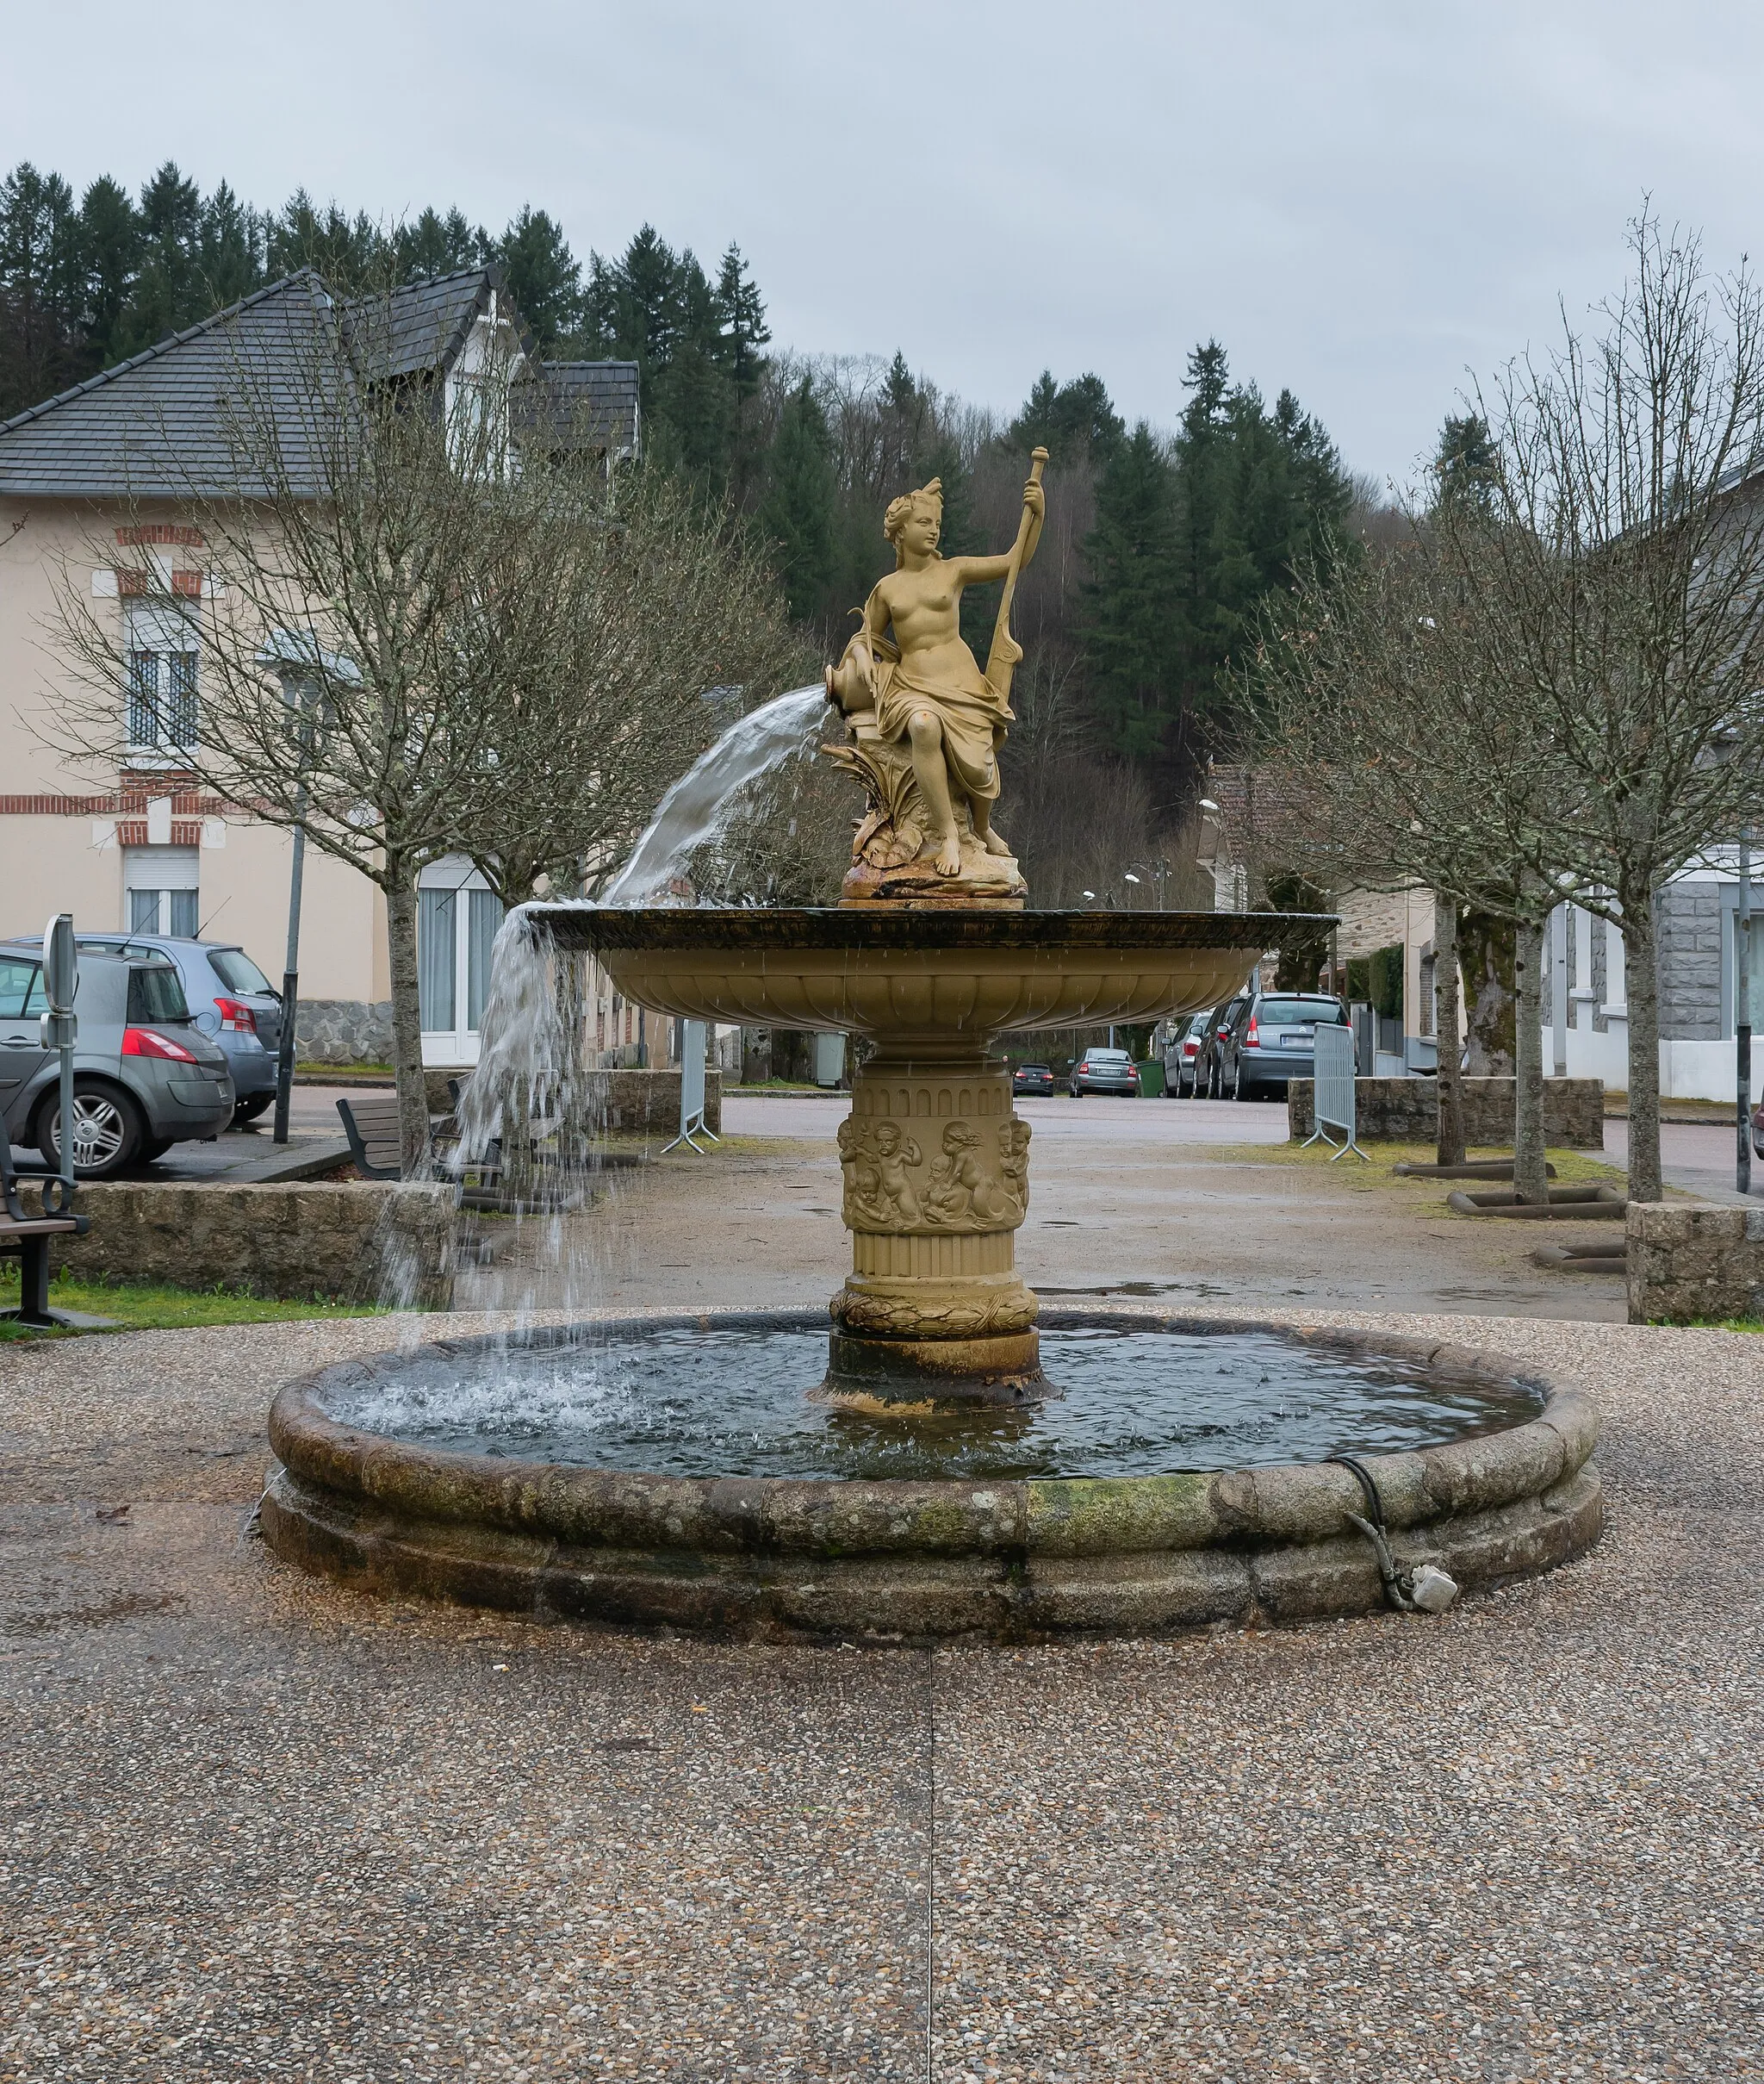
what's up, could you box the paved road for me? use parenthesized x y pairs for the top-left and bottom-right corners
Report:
(730, 1092), (1764, 1200)
(465, 1093), (1634, 1324)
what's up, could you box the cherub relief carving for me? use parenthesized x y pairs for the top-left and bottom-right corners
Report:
(837, 1117), (922, 1228)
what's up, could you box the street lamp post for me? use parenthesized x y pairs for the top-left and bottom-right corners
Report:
(258, 633), (356, 1146)
(1740, 824), (1754, 1198)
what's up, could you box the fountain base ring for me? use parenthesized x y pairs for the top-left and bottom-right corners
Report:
(260, 1308), (1604, 1644)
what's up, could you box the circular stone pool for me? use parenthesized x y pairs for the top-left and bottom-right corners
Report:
(262, 1309), (1603, 1641)
(314, 1317), (1547, 1481)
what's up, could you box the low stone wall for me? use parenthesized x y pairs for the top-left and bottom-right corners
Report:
(50, 1181), (454, 1309)
(1288, 1076), (1605, 1149)
(295, 999), (394, 1066)
(1627, 1202), (1764, 1324)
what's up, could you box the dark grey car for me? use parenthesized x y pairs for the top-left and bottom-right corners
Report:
(1219, 992), (1350, 1100)
(71, 934), (282, 1122)
(0, 942), (235, 1178)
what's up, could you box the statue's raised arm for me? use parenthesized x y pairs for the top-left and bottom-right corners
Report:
(823, 451), (1049, 907)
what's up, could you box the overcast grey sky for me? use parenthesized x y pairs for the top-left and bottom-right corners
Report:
(9, 0), (1764, 485)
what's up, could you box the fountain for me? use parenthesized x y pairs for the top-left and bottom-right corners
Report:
(262, 461), (1601, 1639)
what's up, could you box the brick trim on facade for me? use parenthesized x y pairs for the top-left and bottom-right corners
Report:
(115, 524), (204, 546)
(111, 819), (206, 847)
(0, 793), (227, 816)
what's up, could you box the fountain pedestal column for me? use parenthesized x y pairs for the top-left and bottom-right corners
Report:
(826, 1036), (1040, 1406)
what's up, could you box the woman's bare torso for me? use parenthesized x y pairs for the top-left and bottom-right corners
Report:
(873, 560), (975, 682)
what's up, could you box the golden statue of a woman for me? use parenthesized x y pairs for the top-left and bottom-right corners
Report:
(825, 454), (1047, 905)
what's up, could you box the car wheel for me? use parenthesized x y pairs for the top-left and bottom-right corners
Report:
(34, 1079), (146, 1180)
(233, 1093), (274, 1123)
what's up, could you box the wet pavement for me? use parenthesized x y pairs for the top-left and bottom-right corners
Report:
(3, 1305), (1761, 2081)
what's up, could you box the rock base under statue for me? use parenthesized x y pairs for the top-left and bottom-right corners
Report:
(840, 841), (1027, 909)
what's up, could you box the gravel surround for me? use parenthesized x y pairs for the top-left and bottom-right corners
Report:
(0, 1304), (1758, 2081)
(260, 1309), (1602, 1641)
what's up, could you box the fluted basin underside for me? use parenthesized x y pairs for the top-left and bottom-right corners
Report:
(531, 905), (1315, 1035)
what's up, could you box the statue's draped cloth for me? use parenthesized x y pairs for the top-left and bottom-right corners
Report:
(866, 618), (1011, 806)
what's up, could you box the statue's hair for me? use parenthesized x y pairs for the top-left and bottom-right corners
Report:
(884, 478), (943, 562)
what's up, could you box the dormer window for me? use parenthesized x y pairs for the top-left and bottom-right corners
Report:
(444, 303), (524, 477)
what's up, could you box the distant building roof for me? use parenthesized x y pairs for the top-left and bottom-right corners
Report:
(1200, 762), (1320, 880)
(516, 361), (641, 458)
(0, 267), (639, 500)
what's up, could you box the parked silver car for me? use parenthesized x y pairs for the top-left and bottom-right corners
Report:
(71, 933), (283, 1123)
(1069, 1047), (1140, 1097)
(1218, 992), (1350, 1101)
(0, 940), (235, 1178)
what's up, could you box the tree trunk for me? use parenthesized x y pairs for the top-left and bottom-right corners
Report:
(1459, 909), (1516, 1075)
(383, 866), (432, 1179)
(1622, 893), (1663, 1206)
(1434, 894), (1465, 1167)
(1512, 917), (1549, 1203)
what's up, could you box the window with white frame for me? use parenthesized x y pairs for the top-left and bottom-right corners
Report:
(122, 845), (200, 936)
(125, 603), (200, 756)
(417, 860), (505, 1059)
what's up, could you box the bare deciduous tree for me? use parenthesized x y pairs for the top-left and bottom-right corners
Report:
(45, 275), (800, 1170)
(1246, 527), (1562, 1190)
(1443, 215), (1764, 1203)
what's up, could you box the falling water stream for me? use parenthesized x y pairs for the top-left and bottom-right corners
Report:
(599, 681), (829, 905)
(452, 681), (829, 1172)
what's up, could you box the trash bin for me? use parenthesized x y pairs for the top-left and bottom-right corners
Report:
(1135, 1058), (1165, 1098)
(813, 1033), (847, 1088)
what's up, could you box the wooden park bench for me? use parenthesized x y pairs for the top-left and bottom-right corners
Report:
(336, 1093), (506, 1207)
(0, 1131), (88, 1330)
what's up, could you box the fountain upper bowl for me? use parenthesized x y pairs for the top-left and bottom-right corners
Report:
(523, 905), (1326, 1036)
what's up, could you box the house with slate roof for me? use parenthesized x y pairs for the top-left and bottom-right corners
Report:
(0, 268), (641, 1071)
(1198, 762), (1764, 1103)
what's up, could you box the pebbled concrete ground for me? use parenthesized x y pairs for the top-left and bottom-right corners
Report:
(3, 1300), (1761, 2081)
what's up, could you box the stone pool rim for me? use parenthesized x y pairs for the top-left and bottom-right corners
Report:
(262, 1306), (1603, 1639)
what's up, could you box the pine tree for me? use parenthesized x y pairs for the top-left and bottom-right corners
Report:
(759, 377), (838, 624)
(1433, 412), (1498, 514)
(0, 163), (86, 414)
(266, 190), (387, 286)
(878, 350), (929, 491)
(713, 243), (769, 502)
(125, 162), (206, 349)
(394, 208), (482, 282)
(653, 252), (732, 485)
(1007, 369), (1123, 468)
(1081, 423), (1180, 761)
(200, 181), (264, 308)
(492, 206), (581, 348)
(77, 175), (140, 366)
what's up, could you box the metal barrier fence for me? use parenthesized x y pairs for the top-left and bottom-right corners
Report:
(1303, 1022), (1369, 1162)
(663, 1018), (720, 1154)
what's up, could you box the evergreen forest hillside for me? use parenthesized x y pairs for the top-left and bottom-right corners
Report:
(0, 159), (1376, 903)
